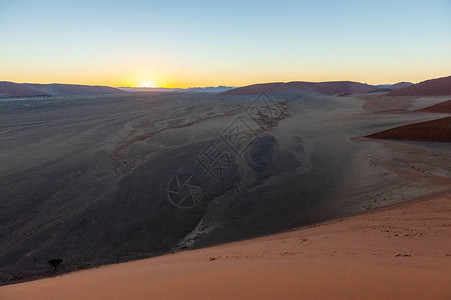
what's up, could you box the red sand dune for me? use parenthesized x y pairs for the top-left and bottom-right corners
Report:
(415, 99), (451, 113)
(221, 81), (379, 95)
(0, 193), (449, 300)
(0, 81), (48, 97)
(388, 75), (451, 96)
(366, 117), (451, 142)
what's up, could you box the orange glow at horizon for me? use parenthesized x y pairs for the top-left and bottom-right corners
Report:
(1, 1), (450, 91)
(2, 66), (451, 89)
(138, 80), (156, 88)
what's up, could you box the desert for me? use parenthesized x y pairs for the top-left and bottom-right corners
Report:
(0, 192), (449, 299)
(1, 77), (450, 293)
(1, 1), (450, 298)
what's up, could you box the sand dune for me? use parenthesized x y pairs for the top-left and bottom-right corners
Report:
(366, 117), (451, 142)
(22, 83), (125, 95)
(2, 92), (450, 287)
(389, 82), (413, 89)
(388, 75), (451, 96)
(0, 81), (48, 97)
(221, 81), (380, 95)
(0, 82), (125, 97)
(1, 193), (449, 300)
(415, 99), (451, 113)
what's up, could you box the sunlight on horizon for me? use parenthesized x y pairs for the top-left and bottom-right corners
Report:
(0, 0), (450, 88)
(138, 80), (156, 88)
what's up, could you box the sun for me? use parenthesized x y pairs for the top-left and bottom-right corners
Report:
(138, 80), (156, 88)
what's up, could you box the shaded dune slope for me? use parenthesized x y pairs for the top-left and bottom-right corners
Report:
(366, 117), (451, 142)
(388, 75), (451, 96)
(415, 99), (451, 113)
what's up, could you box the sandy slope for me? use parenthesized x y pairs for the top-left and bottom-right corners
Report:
(388, 75), (451, 96)
(1, 192), (449, 300)
(366, 117), (451, 142)
(416, 99), (451, 113)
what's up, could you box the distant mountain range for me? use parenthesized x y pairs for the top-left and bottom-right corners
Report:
(0, 82), (234, 98)
(119, 86), (234, 93)
(1, 75), (450, 98)
(376, 82), (413, 90)
(0, 82), (124, 97)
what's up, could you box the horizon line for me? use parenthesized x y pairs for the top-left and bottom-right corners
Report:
(3, 74), (451, 89)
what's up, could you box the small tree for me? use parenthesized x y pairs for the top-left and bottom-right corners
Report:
(48, 258), (63, 271)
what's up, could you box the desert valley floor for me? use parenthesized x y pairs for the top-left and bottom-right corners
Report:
(0, 91), (450, 287)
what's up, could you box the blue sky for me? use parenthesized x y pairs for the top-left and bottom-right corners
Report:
(0, 0), (450, 87)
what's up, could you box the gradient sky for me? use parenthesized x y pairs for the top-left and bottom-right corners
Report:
(1, 0), (450, 88)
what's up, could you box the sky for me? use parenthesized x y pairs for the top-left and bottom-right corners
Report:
(0, 0), (450, 88)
